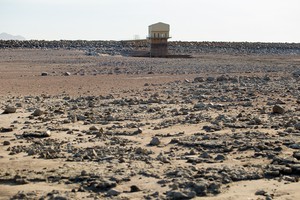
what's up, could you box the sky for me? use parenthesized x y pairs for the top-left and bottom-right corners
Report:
(0, 0), (300, 42)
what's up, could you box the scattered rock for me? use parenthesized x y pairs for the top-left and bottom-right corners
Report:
(294, 123), (300, 130)
(33, 108), (44, 116)
(194, 77), (205, 82)
(107, 189), (121, 196)
(0, 127), (13, 132)
(89, 126), (98, 131)
(2, 106), (16, 114)
(64, 72), (71, 76)
(292, 70), (300, 78)
(255, 189), (267, 196)
(293, 151), (300, 160)
(22, 131), (51, 138)
(130, 185), (141, 193)
(149, 137), (161, 146)
(166, 191), (188, 200)
(214, 154), (226, 161)
(272, 105), (285, 114)
(133, 128), (143, 134)
(206, 77), (215, 82)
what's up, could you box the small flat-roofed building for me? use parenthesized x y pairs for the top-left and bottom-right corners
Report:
(148, 22), (170, 57)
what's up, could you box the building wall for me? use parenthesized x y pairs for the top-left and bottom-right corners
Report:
(148, 31), (169, 39)
(150, 38), (168, 57)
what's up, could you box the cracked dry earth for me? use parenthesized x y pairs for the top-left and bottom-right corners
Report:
(1, 49), (300, 200)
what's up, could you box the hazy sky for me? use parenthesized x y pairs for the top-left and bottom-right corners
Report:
(1, 0), (299, 42)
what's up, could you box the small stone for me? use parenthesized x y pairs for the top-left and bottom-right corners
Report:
(81, 170), (88, 176)
(272, 105), (285, 114)
(166, 191), (189, 200)
(293, 151), (300, 160)
(215, 154), (226, 161)
(194, 77), (205, 82)
(107, 189), (121, 196)
(193, 103), (206, 110)
(33, 109), (44, 116)
(206, 77), (215, 82)
(292, 70), (300, 78)
(89, 126), (98, 131)
(255, 189), (267, 196)
(294, 123), (300, 130)
(289, 144), (300, 149)
(216, 75), (228, 82)
(133, 128), (143, 134)
(22, 130), (51, 138)
(135, 147), (146, 154)
(27, 149), (35, 156)
(41, 72), (48, 76)
(200, 152), (211, 159)
(2, 106), (17, 114)
(193, 182), (207, 195)
(15, 103), (22, 107)
(44, 130), (51, 137)
(0, 127), (13, 132)
(130, 185), (141, 192)
(64, 72), (71, 76)
(276, 99), (285, 104)
(3, 141), (11, 145)
(150, 137), (160, 146)
(265, 195), (273, 200)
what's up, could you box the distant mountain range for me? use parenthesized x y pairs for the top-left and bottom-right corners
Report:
(0, 32), (26, 40)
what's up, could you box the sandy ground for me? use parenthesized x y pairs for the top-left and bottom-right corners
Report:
(0, 49), (300, 199)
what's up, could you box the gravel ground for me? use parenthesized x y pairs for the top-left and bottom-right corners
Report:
(0, 42), (300, 199)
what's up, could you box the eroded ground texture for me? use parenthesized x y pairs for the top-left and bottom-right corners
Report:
(1, 41), (300, 200)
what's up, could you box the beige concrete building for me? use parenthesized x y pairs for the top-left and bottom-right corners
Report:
(148, 22), (170, 57)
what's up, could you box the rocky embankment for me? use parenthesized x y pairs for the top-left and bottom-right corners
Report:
(0, 40), (300, 56)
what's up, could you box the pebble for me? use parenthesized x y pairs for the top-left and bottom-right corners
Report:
(294, 123), (300, 130)
(107, 189), (121, 196)
(0, 127), (13, 132)
(2, 106), (16, 114)
(64, 72), (71, 76)
(194, 77), (205, 82)
(166, 191), (190, 199)
(22, 130), (51, 138)
(150, 137), (161, 146)
(89, 126), (98, 131)
(293, 151), (300, 160)
(41, 72), (48, 76)
(33, 109), (44, 116)
(272, 105), (285, 114)
(130, 185), (141, 192)
(255, 189), (267, 196)
(214, 154), (226, 161)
